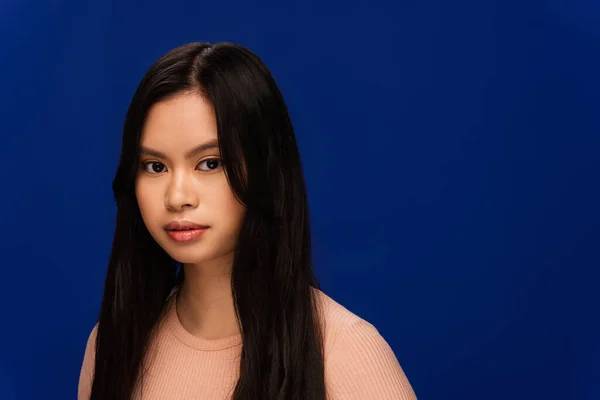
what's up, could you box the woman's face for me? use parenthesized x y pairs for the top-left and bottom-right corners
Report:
(135, 91), (246, 267)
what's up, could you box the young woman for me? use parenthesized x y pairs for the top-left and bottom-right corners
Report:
(78, 42), (417, 400)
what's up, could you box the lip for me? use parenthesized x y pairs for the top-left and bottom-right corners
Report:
(166, 228), (208, 242)
(164, 220), (210, 231)
(164, 220), (210, 243)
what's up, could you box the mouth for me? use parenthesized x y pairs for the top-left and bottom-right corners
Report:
(164, 221), (210, 242)
(164, 220), (209, 230)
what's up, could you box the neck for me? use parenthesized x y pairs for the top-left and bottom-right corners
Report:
(176, 257), (240, 340)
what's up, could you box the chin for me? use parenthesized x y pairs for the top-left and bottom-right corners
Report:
(162, 248), (208, 265)
(162, 246), (224, 265)
(173, 249), (236, 269)
(171, 255), (207, 265)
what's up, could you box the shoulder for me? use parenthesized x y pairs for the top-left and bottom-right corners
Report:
(313, 289), (417, 400)
(313, 288), (368, 348)
(78, 323), (98, 400)
(82, 323), (98, 362)
(312, 288), (389, 357)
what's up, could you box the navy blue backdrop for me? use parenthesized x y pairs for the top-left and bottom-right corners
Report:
(1, 0), (598, 399)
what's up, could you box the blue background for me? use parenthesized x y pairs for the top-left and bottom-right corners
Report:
(1, 0), (598, 399)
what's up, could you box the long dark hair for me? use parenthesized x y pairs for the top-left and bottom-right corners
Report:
(90, 42), (326, 400)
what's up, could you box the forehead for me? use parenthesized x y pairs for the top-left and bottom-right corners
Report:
(141, 92), (217, 146)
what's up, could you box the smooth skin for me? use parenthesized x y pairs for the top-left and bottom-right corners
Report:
(135, 91), (245, 341)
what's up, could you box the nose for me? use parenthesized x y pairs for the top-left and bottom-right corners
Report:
(165, 171), (199, 211)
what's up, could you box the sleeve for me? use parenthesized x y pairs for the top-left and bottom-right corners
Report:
(325, 319), (417, 400)
(77, 324), (98, 400)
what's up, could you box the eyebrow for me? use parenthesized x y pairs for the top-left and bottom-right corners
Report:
(139, 139), (219, 159)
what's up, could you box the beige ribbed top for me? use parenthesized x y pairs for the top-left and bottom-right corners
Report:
(78, 289), (416, 399)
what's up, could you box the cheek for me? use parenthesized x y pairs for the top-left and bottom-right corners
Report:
(227, 200), (246, 230)
(217, 184), (246, 231)
(135, 182), (159, 226)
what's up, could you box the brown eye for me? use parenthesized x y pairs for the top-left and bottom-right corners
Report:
(142, 161), (167, 174)
(197, 158), (222, 171)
